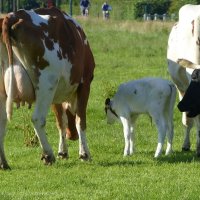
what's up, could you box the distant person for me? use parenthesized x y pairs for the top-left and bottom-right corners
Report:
(43, 0), (55, 8)
(47, 0), (55, 8)
(102, 2), (111, 19)
(80, 0), (90, 16)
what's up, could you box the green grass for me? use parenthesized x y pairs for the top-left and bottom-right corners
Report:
(1, 19), (199, 199)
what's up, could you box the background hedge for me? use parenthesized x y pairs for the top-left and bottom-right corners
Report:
(1, 0), (200, 20)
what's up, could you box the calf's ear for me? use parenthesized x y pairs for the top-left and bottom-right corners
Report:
(105, 98), (110, 106)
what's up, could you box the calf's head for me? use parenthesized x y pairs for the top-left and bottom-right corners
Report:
(105, 98), (118, 124)
(178, 69), (200, 117)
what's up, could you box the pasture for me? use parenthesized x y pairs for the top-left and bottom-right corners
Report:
(1, 18), (200, 199)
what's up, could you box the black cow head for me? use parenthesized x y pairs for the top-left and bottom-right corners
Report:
(178, 69), (200, 118)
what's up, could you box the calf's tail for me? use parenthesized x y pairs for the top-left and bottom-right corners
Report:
(168, 83), (177, 121)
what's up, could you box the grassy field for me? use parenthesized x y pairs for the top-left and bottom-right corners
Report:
(1, 18), (200, 200)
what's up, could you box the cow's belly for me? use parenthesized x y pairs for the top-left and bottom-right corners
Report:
(53, 76), (79, 103)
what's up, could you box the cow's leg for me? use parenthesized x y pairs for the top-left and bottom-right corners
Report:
(120, 117), (133, 156)
(182, 112), (193, 151)
(76, 83), (91, 161)
(0, 94), (10, 169)
(32, 104), (55, 165)
(179, 90), (193, 151)
(194, 116), (200, 156)
(168, 61), (193, 151)
(51, 104), (68, 159)
(32, 75), (58, 165)
(65, 108), (79, 140)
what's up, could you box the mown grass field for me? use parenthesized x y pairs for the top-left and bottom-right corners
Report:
(1, 18), (200, 200)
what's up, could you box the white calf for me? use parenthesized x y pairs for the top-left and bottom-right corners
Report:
(105, 78), (176, 158)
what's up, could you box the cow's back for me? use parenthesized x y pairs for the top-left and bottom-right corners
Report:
(113, 78), (173, 114)
(167, 5), (200, 64)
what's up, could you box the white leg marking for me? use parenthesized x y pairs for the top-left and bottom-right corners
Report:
(76, 122), (90, 160)
(154, 116), (167, 158)
(120, 117), (133, 156)
(165, 142), (172, 156)
(58, 111), (68, 158)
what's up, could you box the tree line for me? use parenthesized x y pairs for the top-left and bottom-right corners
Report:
(1, 0), (200, 20)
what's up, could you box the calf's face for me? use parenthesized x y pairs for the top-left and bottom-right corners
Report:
(105, 98), (118, 124)
(178, 69), (200, 118)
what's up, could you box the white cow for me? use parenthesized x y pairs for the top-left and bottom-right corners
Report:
(167, 4), (200, 154)
(105, 78), (176, 158)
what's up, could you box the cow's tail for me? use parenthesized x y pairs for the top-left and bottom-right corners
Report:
(177, 59), (200, 69)
(2, 16), (14, 121)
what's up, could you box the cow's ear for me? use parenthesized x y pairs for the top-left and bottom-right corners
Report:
(192, 69), (200, 81)
(105, 98), (110, 106)
(197, 69), (200, 82)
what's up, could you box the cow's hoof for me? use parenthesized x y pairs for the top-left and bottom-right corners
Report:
(57, 152), (69, 159)
(79, 153), (91, 161)
(41, 154), (56, 165)
(1, 163), (11, 170)
(182, 147), (190, 151)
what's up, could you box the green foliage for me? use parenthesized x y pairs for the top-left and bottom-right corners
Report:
(12, 106), (39, 147)
(133, 0), (171, 18)
(102, 82), (117, 99)
(4, 0), (200, 20)
(169, 0), (200, 14)
(20, 0), (40, 9)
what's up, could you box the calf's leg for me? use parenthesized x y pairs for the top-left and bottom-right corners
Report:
(165, 116), (174, 156)
(120, 117), (133, 156)
(154, 116), (167, 158)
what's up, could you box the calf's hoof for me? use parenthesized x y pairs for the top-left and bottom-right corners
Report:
(79, 153), (91, 161)
(41, 154), (56, 165)
(57, 152), (69, 159)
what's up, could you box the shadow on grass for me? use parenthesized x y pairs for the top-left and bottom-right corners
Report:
(97, 150), (200, 168)
(98, 159), (144, 167)
(155, 150), (200, 164)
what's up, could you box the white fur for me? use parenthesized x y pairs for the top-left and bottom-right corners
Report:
(167, 4), (200, 151)
(26, 10), (50, 26)
(106, 78), (176, 158)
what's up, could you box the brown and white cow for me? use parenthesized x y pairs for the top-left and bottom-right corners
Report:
(0, 7), (95, 169)
(167, 4), (200, 155)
